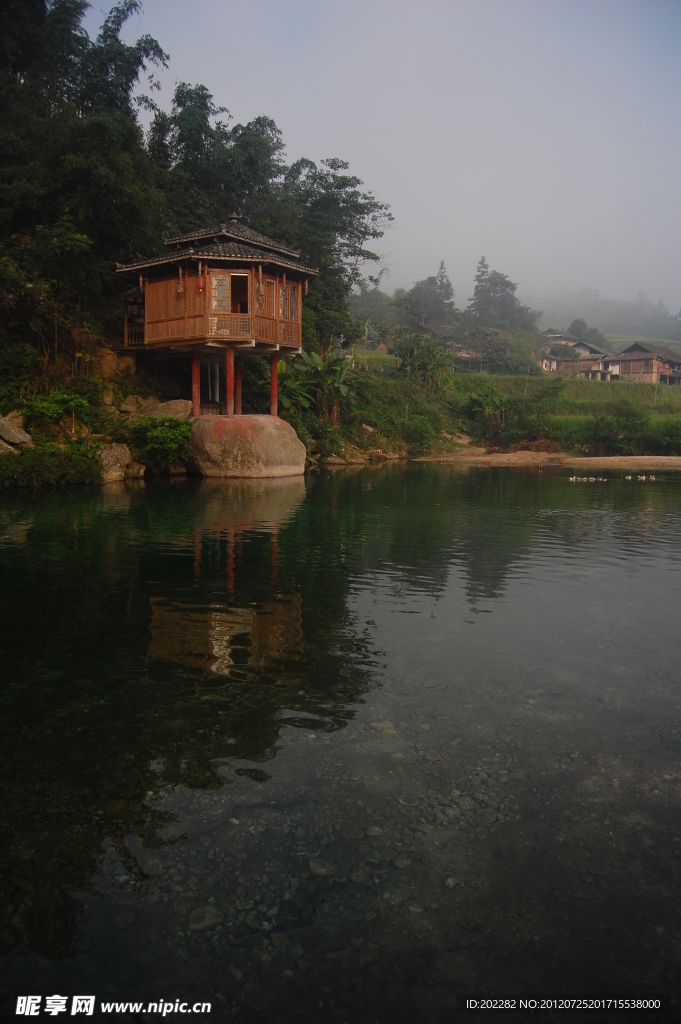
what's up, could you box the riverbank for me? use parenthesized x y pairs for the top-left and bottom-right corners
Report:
(414, 450), (681, 471)
(7, 353), (681, 486)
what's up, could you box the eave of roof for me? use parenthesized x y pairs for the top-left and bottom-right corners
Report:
(542, 329), (581, 340)
(617, 342), (681, 364)
(576, 341), (609, 355)
(116, 241), (317, 277)
(162, 221), (301, 260)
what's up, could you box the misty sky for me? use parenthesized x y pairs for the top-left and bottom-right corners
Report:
(85, 0), (681, 311)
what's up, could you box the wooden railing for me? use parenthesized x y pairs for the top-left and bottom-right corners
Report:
(254, 316), (277, 343)
(278, 322), (300, 347)
(143, 313), (300, 347)
(124, 320), (144, 347)
(207, 314), (252, 339)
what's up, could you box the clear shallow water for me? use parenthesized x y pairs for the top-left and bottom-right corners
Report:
(1, 466), (681, 1022)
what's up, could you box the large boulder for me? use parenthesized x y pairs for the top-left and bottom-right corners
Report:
(0, 417), (34, 448)
(138, 396), (161, 413)
(96, 346), (119, 380)
(5, 410), (27, 429)
(99, 443), (132, 483)
(148, 399), (192, 420)
(119, 395), (141, 414)
(191, 415), (306, 478)
(119, 397), (191, 420)
(0, 438), (19, 457)
(96, 347), (136, 379)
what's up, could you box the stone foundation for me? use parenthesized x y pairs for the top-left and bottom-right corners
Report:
(190, 415), (306, 478)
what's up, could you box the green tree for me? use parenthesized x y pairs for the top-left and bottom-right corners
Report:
(0, 0), (168, 348)
(253, 158), (392, 352)
(395, 333), (451, 392)
(568, 317), (607, 348)
(394, 260), (458, 327)
(0, 1), (391, 367)
(468, 256), (541, 332)
(148, 82), (284, 231)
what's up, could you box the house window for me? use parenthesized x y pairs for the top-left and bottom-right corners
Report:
(211, 273), (229, 312)
(266, 279), (275, 317)
(231, 274), (249, 313)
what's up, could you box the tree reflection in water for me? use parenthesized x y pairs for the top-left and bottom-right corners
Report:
(0, 476), (373, 961)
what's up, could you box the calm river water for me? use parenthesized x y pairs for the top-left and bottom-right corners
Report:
(1, 465), (681, 1022)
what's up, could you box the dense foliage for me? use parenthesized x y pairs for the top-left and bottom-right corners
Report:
(466, 257), (541, 334)
(125, 415), (193, 469)
(459, 377), (681, 455)
(0, 0), (389, 357)
(567, 317), (607, 348)
(0, 443), (101, 487)
(349, 253), (544, 380)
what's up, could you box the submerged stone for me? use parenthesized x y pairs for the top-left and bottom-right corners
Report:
(188, 905), (224, 931)
(309, 858), (336, 877)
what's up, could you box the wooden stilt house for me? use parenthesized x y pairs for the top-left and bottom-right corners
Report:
(116, 216), (316, 417)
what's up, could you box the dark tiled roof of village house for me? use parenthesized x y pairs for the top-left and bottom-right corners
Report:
(162, 219), (301, 259)
(542, 329), (581, 341)
(117, 239), (317, 276)
(617, 341), (681, 365)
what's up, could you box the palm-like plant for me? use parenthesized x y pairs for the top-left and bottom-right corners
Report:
(278, 351), (357, 424)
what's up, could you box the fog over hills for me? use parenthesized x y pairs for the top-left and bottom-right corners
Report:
(519, 288), (681, 343)
(96, 0), (681, 316)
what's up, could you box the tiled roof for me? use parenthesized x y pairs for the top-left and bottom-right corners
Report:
(542, 329), (581, 341)
(617, 341), (681, 365)
(162, 220), (301, 259)
(543, 331), (609, 356)
(117, 240), (317, 276)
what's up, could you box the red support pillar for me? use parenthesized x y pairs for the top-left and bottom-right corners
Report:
(192, 351), (200, 418)
(225, 348), (235, 418)
(270, 528), (278, 587)
(226, 527), (235, 599)
(270, 353), (278, 417)
(193, 532), (201, 587)
(235, 354), (242, 415)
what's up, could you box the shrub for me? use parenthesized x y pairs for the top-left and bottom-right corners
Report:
(126, 416), (193, 469)
(404, 414), (439, 453)
(0, 444), (101, 487)
(20, 391), (93, 427)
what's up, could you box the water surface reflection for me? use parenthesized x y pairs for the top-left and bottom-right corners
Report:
(1, 467), (681, 1020)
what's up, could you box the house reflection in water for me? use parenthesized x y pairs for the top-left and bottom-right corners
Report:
(148, 596), (302, 679)
(148, 477), (306, 684)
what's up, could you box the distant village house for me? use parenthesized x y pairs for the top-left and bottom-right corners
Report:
(541, 332), (681, 384)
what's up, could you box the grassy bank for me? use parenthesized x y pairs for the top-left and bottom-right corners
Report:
(279, 370), (681, 461)
(5, 345), (681, 486)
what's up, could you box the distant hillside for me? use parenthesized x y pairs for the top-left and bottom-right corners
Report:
(522, 288), (681, 342)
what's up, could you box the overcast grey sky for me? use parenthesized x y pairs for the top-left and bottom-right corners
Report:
(86, 0), (681, 310)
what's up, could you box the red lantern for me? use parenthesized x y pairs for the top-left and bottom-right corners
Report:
(197, 275), (204, 291)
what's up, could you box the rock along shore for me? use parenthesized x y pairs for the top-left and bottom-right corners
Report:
(190, 415), (306, 478)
